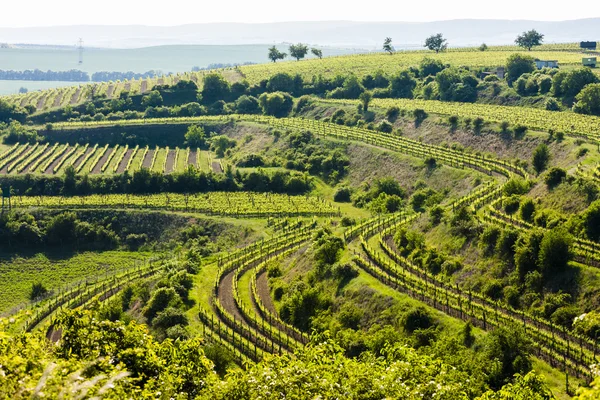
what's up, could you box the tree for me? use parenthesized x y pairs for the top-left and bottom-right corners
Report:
(359, 91), (373, 112)
(311, 48), (323, 59)
(584, 201), (600, 241)
(383, 37), (394, 54)
(210, 136), (237, 157)
(515, 30), (544, 51)
(185, 124), (206, 148)
(268, 46), (287, 63)
(505, 53), (535, 84)
(235, 95), (260, 114)
(141, 90), (163, 107)
(573, 83), (600, 116)
(30, 282), (48, 300)
(424, 34), (447, 53)
(553, 68), (600, 99)
(537, 229), (572, 274)
(289, 43), (309, 61)
(532, 143), (550, 174)
(201, 73), (230, 103)
(389, 69), (417, 98)
(479, 43), (488, 51)
(258, 92), (294, 117)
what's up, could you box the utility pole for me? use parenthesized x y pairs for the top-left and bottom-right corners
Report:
(78, 38), (84, 64)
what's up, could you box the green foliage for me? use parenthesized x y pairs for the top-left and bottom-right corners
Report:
(424, 33), (448, 53)
(143, 287), (182, 322)
(29, 282), (48, 300)
(141, 90), (163, 107)
(390, 69), (417, 98)
(184, 124), (206, 147)
(520, 198), (536, 222)
(268, 45), (287, 62)
(258, 91), (294, 117)
(537, 229), (572, 274)
(573, 83), (600, 116)
(483, 326), (532, 389)
(584, 200), (600, 241)
(506, 54), (535, 83)
(515, 29), (544, 51)
(201, 73), (231, 103)
(289, 43), (309, 61)
(235, 95), (261, 114)
(1, 121), (39, 144)
(544, 167), (566, 188)
(532, 143), (550, 174)
(210, 135), (237, 157)
(333, 187), (352, 202)
(553, 68), (599, 99)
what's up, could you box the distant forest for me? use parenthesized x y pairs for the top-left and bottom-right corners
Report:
(0, 69), (170, 82)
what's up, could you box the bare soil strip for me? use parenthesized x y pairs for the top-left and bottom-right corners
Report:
(116, 149), (134, 173)
(91, 148), (112, 174)
(23, 146), (53, 173)
(106, 85), (114, 99)
(140, 80), (148, 94)
(70, 88), (82, 105)
(36, 95), (47, 110)
(164, 149), (176, 174)
(188, 150), (197, 167)
(72, 146), (94, 170)
(256, 271), (278, 315)
(218, 272), (244, 321)
(212, 161), (223, 173)
(142, 149), (155, 168)
(52, 92), (64, 108)
(44, 146), (72, 174)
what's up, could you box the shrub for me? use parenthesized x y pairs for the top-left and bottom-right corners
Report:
(333, 187), (352, 202)
(544, 167), (566, 188)
(532, 144), (550, 174)
(545, 98), (560, 111)
(520, 198), (536, 222)
(30, 282), (48, 300)
(377, 120), (393, 133)
(385, 106), (400, 122)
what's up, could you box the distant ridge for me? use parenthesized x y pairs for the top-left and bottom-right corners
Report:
(0, 19), (599, 48)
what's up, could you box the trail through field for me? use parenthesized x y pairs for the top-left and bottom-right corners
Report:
(72, 146), (94, 170)
(188, 150), (197, 167)
(124, 82), (131, 92)
(36, 95), (47, 110)
(218, 271), (244, 321)
(70, 88), (81, 105)
(164, 149), (176, 173)
(212, 161), (223, 173)
(142, 149), (155, 169)
(52, 92), (64, 108)
(140, 80), (148, 94)
(92, 148), (112, 174)
(256, 271), (278, 315)
(106, 85), (114, 99)
(44, 146), (72, 174)
(116, 149), (134, 173)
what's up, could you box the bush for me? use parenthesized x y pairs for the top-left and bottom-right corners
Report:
(413, 109), (428, 124)
(333, 187), (352, 202)
(385, 106), (400, 122)
(402, 307), (435, 333)
(520, 199), (536, 222)
(30, 282), (48, 300)
(544, 167), (566, 188)
(340, 216), (355, 227)
(545, 98), (560, 111)
(377, 120), (393, 133)
(532, 144), (550, 174)
(506, 53), (535, 84)
(258, 91), (294, 117)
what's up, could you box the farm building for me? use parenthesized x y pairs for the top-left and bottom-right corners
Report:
(583, 57), (597, 67)
(481, 67), (505, 79)
(535, 60), (558, 69)
(580, 41), (598, 50)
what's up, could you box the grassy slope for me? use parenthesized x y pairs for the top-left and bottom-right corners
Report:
(0, 251), (150, 313)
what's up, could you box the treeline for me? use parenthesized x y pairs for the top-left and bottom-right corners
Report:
(0, 166), (312, 197)
(192, 62), (255, 71)
(0, 69), (89, 82)
(91, 70), (166, 82)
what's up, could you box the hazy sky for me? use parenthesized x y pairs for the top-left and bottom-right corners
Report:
(2, 0), (599, 27)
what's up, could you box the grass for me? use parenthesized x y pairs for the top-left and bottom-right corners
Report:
(175, 148), (189, 172)
(105, 146), (127, 173)
(128, 146), (147, 172)
(152, 148), (167, 173)
(0, 250), (150, 314)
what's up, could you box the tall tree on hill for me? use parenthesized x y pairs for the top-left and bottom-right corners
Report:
(311, 48), (323, 59)
(268, 46), (287, 63)
(424, 34), (447, 53)
(515, 30), (544, 51)
(383, 37), (394, 55)
(289, 43), (309, 61)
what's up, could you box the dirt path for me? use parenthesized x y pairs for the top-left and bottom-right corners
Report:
(218, 271), (244, 321)
(106, 84), (114, 99)
(52, 92), (64, 108)
(72, 147), (93, 170)
(116, 149), (134, 173)
(142, 149), (155, 169)
(256, 271), (278, 315)
(92, 148), (112, 174)
(44, 147), (71, 174)
(70, 88), (82, 105)
(36, 95), (47, 110)
(212, 161), (223, 173)
(140, 80), (148, 94)
(188, 150), (197, 167)
(164, 149), (176, 173)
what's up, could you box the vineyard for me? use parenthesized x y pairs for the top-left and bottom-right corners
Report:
(238, 49), (590, 84)
(0, 142), (222, 175)
(12, 192), (340, 217)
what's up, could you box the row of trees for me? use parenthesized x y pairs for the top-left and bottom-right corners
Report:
(268, 44), (323, 62)
(382, 29), (545, 55)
